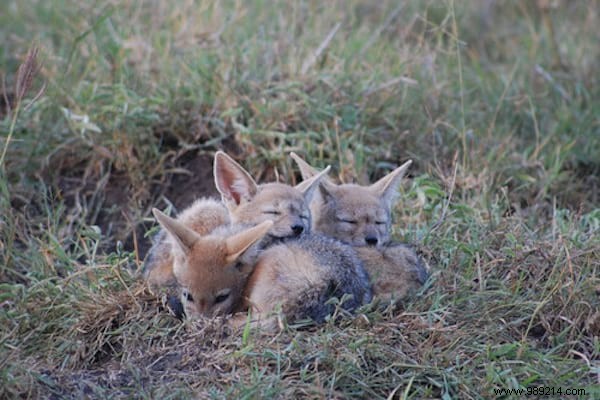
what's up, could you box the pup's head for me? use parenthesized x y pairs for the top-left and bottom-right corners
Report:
(153, 208), (272, 318)
(291, 152), (411, 247)
(214, 151), (329, 242)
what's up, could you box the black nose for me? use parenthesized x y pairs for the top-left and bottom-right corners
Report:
(167, 295), (185, 320)
(365, 236), (378, 246)
(291, 224), (304, 236)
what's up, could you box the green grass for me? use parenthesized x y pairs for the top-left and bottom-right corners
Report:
(1, 0), (599, 398)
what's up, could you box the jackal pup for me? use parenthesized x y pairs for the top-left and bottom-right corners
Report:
(152, 208), (273, 318)
(143, 198), (230, 291)
(143, 151), (329, 291)
(290, 153), (428, 303)
(214, 151), (329, 245)
(150, 208), (372, 324)
(290, 152), (411, 248)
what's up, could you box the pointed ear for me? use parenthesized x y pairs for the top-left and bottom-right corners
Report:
(295, 165), (331, 204)
(152, 208), (201, 254)
(369, 160), (412, 206)
(214, 151), (259, 205)
(224, 220), (273, 264)
(318, 179), (338, 204)
(290, 152), (321, 180)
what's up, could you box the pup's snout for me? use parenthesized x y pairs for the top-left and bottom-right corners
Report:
(291, 224), (304, 236)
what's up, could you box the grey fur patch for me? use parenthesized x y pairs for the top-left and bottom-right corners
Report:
(284, 234), (372, 323)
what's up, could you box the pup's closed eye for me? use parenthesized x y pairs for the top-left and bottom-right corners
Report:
(262, 209), (281, 215)
(214, 291), (230, 304)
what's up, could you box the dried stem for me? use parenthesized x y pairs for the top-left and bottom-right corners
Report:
(1, 45), (44, 170)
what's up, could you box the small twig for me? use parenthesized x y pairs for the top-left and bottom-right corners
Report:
(539, 2), (564, 68)
(450, 0), (467, 169)
(122, 210), (141, 270)
(1, 44), (44, 169)
(0, 101), (20, 169)
(534, 64), (571, 102)
(363, 76), (419, 96)
(23, 82), (47, 111)
(359, 2), (405, 56)
(486, 61), (519, 138)
(301, 22), (341, 75)
(427, 152), (459, 236)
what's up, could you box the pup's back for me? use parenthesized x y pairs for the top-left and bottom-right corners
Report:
(240, 234), (372, 328)
(356, 243), (429, 304)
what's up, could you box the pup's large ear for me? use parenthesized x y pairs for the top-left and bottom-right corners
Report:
(290, 152), (321, 180)
(224, 220), (273, 264)
(368, 160), (412, 208)
(318, 179), (339, 205)
(153, 208), (202, 254)
(295, 165), (331, 204)
(214, 151), (259, 206)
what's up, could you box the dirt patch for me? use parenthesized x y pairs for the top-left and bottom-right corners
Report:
(131, 150), (220, 257)
(38, 120), (242, 260)
(46, 150), (219, 258)
(162, 150), (219, 208)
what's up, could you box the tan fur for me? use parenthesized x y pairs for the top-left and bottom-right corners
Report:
(214, 151), (330, 242)
(153, 208), (273, 318)
(356, 243), (429, 304)
(318, 183), (392, 247)
(290, 152), (331, 225)
(148, 210), (373, 325)
(142, 198), (230, 289)
(242, 246), (320, 313)
(233, 234), (372, 330)
(143, 150), (328, 291)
